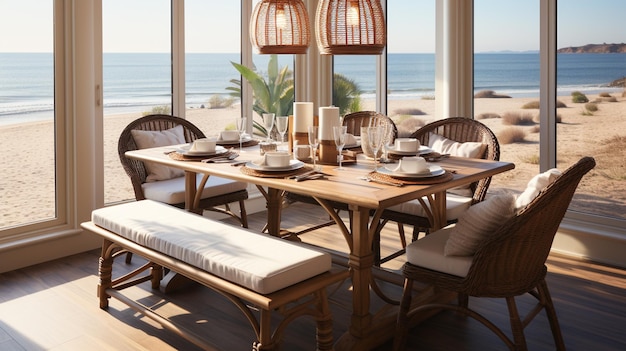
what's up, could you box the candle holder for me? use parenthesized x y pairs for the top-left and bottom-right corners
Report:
(319, 140), (337, 164)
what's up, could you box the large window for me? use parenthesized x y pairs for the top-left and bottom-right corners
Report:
(185, 0), (242, 134)
(385, 0), (435, 137)
(556, 0), (626, 220)
(102, 0), (172, 204)
(0, 1), (56, 229)
(473, 0), (542, 195)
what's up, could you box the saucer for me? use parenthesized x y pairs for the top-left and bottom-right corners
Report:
(378, 165), (445, 178)
(217, 135), (252, 145)
(177, 145), (227, 156)
(387, 145), (433, 156)
(246, 160), (305, 172)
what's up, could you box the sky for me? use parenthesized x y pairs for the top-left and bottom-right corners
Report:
(1, 0), (625, 54)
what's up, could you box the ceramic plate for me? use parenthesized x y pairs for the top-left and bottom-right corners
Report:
(387, 145), (433, 156)
(246, 159), (305, 172)
(378, 165), (445, 178)
(177, 145), (227, 156)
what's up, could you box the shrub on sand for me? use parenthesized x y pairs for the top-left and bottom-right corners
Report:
(522, 100), (566, 109)
(530, 125), (540, 133)
(571, 91), (589, 103)
(520, 153), (540, 165)
(395, 117), (425, 137)
(476, 112), (500, 120)
(502, 112), (536, 126)
(585, 102), (599, 112)
(498, 127), (526, 144)
(393, 108), (426, 116)
(599, 92), (612, 98)
(474, 90), (511, 98)
(208, 95), (235, 109)
(142, 105), (171, 116)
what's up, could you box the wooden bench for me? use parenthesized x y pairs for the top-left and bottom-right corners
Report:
(81, 200), (349, 351)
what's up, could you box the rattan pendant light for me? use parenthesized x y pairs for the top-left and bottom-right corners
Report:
(250, 0), (311, 54)
(315, 0), (386, 55)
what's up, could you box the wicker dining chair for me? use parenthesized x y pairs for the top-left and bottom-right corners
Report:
(393, 156), (596, 351)
(285, 111), (398, 236)
(373, 117), (500, 266)
(118, 114), (249, 246)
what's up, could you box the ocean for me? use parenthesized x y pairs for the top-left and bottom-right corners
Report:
(1, 52), (625, 125)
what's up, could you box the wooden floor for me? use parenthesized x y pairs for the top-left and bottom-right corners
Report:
(1, 202), (625, 350)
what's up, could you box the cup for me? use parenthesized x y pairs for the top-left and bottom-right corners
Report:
(265, 152), (291, 167)
(220, 130), (240, 141)
(259, 141), (277, 155)
(400, 156), (428, 174)
(394, 138), (420, 152)
(191, 138), (216, 153)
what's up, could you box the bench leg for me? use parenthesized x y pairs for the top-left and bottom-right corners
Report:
(315, 289), (334, 351)
(98, 239), (114, 309)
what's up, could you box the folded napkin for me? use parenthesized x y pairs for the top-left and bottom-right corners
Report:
(252, 154), (267, 166)
(385, 158), (430, 174)
(345, 133), (358, 145)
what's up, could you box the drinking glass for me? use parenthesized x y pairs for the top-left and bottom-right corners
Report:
(236, 117), (247, 152)
(307, 125), (320, 168)
(275, 116), (289, 144)
(333, 125), (347, 170)
(262, 113), (275, 143)
(367, 125), (384, 171)
(381, 123), (395, 163)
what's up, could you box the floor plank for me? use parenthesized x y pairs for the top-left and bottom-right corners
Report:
(1, 202), (625, 350)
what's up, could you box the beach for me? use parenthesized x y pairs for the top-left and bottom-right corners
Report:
(1, 93), (625, 228)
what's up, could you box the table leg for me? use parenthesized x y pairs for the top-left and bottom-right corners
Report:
(184, 171), (198, 211)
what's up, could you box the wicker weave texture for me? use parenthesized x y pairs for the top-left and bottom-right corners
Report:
(316, 0), (386, 55)
(250, 0), (310, 54)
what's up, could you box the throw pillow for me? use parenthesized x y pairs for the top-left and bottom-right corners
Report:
(444, 193), (516, 256)
(131, 125), (186, 182)
(515, 168), (561, 210)
(428, 132), (486, 159)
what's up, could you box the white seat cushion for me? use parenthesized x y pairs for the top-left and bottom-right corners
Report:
(515, 168), (561, 210)
(142, 174), (247, 205)
(406, 225), (473, 277)
(387, 193), (473, 221)
(91, 200), (332, 294)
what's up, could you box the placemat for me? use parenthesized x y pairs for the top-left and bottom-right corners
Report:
(368, 170), (454, 185)
(240, 165), (314, 178)
(217, 139), (259, 148)
(168, 150), (237, 161)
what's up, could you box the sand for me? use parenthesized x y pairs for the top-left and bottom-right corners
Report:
(1, 93), (624, 228)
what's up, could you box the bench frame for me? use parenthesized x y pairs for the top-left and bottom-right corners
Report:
(82, 221), (349, 351)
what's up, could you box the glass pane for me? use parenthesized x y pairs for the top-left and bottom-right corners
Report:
(474, 0), (541, 194)
(334, 55), (376, 117)
(185, 0), (242, 137)
(386, 0), (436, 137)
(0, 1), (56, 229)
(557, 1), (626, 220)
(103, 0), (172, 204)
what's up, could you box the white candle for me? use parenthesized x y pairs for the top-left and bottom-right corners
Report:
(293, 102), (313, 133)
(318, 106), (340, 140)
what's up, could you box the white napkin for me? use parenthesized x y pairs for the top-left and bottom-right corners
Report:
(345, 133), (357, 145)
(252, 154), (267, 166)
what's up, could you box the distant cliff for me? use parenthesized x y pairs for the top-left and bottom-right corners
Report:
(558, 43), (626, 53)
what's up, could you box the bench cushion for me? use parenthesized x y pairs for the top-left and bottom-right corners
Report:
(91, 200), (332, 294)
(142, 173), (248, 204)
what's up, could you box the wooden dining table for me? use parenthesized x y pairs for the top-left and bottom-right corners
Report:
(125, 144), (514, 350)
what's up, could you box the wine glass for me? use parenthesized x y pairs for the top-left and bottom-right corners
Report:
(333, 125), (347, 170)
(381, 123), (395, 163)
(235, 117), (247, 152)
(367, 125), (384, 171)
(262, 113), (275, 143)
(307, 125), (320, 169)
(275, 116), (289, 147)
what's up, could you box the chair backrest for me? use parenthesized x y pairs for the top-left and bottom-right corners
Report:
(343, 111), (398, 140)
(117, 114), (206, 201)
(410, 117), (500, 203)
(465, 157), (596, 297)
